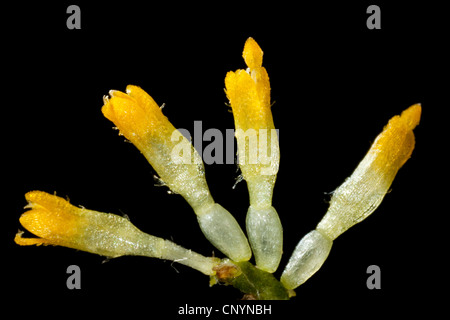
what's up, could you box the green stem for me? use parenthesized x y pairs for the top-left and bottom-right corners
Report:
(211, 260), (294, 300)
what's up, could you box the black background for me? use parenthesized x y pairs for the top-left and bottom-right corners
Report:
(3, 1), (447, 318)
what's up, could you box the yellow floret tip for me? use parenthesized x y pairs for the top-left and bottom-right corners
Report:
(243, 37), (263, 69)
(225, 38), (272, 132)
(370, 103), (421, 171)
(15, 191), (88, 248)
(102, 85), (175, 152)
(400, 103), (421, 130)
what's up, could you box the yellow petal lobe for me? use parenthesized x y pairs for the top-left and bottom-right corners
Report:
(400, 103), (421, 130)
(14, 231), (49, 246)
(243, 37), (263, 69)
